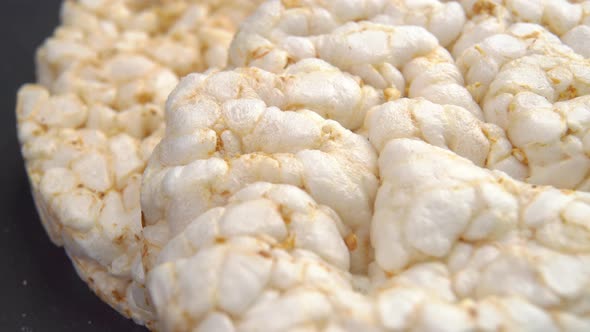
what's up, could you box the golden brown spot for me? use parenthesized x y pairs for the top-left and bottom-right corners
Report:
(88, 277), (95, 284)
(258, 250), (272, 258)
(282, 0), (302, 8)
(141, 244), (149, 258)
(69, 138), (83, 148)
(474, 45), (486, 56)
(467, 306), (478, 318)
(512, 148), (529, 165)
(114, 234), (127, 245)
(278, 233), (296, 250)
(321, 124), (342, 140)
(286, 56), (296, 67)
(278, 205), (292, 224)
(508, 100), (518, 114)
(550, 77), (561, 84)
(215, 236), (227, 244)
(560, 189), (574, 195)
(558, 85), (578, 101)
(215, 135), (224, 152)
(141, 212), (146, 228)
(210, 17), (233, 31)
(284, 103), (305, 112)
(344, 233), (358, 251)
(521, 30), (541, 39)
(136, 92), (153, 104)
(97, 192), (105, 199)
(236, 84), (245, 98)
(466, 83), (482, 97)
(154, 7), (182, 32)
(111, 290), (124, 302)
(473, 0), (497, 15)
(146, 322), (157, 331)
(179, 312), (198, 332)
(384, 87), (401, 101)
(252, 47), (272, 60)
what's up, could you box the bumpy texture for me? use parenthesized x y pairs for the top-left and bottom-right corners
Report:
(16, 0), (262, 326)
(149, 183), (380, 332)
(229, 0), (482, 119)
(456, 23), (590, 190)
(140, 0), (590, 331)
(17, 0), (590, 331)
(141, 62), (380, 275)
(452, 0), (590, 57)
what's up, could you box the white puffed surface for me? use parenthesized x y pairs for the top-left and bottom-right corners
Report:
(16, 0), (263, 327)
(140, 0), (590, 330)
(16, 0), (590, 331)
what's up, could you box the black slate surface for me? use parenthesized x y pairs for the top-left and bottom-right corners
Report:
(0, 1), (148, 331)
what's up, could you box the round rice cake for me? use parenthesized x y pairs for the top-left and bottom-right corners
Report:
(139, 0), (590, 331)
(16, 0), (262, 327)
(17, 0), (590, 330)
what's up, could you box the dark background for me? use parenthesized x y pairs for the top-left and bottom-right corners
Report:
(1, 1), (147, 331)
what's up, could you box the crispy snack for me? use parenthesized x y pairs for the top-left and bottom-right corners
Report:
(17, 0), (590, 330)
(16, 0), (262, 326)
(140, 1), (590, 331)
